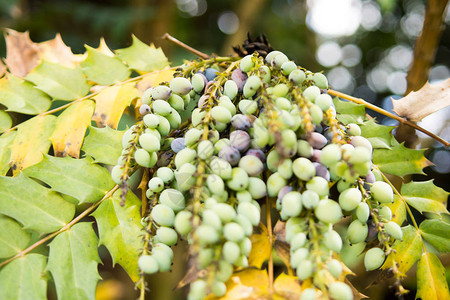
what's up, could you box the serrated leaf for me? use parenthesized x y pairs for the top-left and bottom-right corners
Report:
(38, 33), (83, 68)
(23, 155), (115, 204)
(3, 29), (40, 77)
(81, 45), (131, 85)
(420, 219), (450, 252)
(0, 74), (51, 114)
(416, 252), (450, 300)
(115, 35), (169, 72)
(81, 126), (124, 165)
(49, 100), (95, 158)
(384, 196), (407, 225)
(273, 273), (302, 300)
(0, 131), (16, 175)
(393, 79), (450, 122)
(221, 268), (269, 299)
(136, 68), (175, 94)
(372, 144), (432, 177)
(401, 180), (449, 215)
(0, 173), (75, 234)
(333, 97), (366, 124)
(0, 110), (12, 133)
(0, 214), (31, 258)
(9, 115), (56, 174)
(25, 60), (91, 100)
(248, 223), (271, 268)
(0, 253), (47, 300)
(382, 225), (423, 275)
(360, 119), (395, 149)
(92, 190), (142, 282)
(92, 83), (138, 129)
(47, 223), (101, 300)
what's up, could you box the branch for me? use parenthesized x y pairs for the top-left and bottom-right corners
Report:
(327, 89), (449, 148)
(162, 33), (210, 59)
(0, 185), (119, 269)
(266, 194), (274, 295)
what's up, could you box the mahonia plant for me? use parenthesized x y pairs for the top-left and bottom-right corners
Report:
(0, 31), (448, 300)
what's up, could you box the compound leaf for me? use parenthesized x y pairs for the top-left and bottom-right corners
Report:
(50, 100), (95, 158)
(25, 60), (90, 100)
(382, 225), (423, 275)
(0, 253), (47, 300)
(373, 144), (432, 177)
(81, 126), (124, 165)
(333, 97), (366, 125)
(0, 214), (31, 259)
(401, 180), (449, 215)
(23, 155), (115, 204)
(0, 130), (16, 175)
(47, 223), (101, 300)
(115, 35), (169, 73)
(0, 74), (51, 114)
(9, 114), (56, 174)
(92, 190), (142, 282)
(81, 45), (131, 85)
(416, 252), (450, 300)
(92, 83), (138, 129)
(0, 173), (75, 234)
(420, 219), (450, 252)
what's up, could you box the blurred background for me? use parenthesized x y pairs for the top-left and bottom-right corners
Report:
(0, 0), (448, 299)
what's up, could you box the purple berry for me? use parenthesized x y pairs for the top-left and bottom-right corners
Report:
(231, 114), (252, 131)
(205, 68), (219, 81)
(308, 132), (328, 149)
(313, 162), (330, 181)
(245, 149), (266, 162)
(312, 149), (321, 162)
(218, 146), (241, 166)
(230, 130), (250, 152)
(231, 69), (248, 92)
(171, 138), (185, 153)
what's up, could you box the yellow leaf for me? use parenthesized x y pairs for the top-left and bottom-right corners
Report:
(392, 79), (450, 122)
(273, 273), (302, 300)
(416, 252), (450, 300)
(249, 223), (272, 269)
(95, 38), (115, 57)
(385, 196), (406, 225)
(9, 115), (56, 174)
(92, 83), (138, 129)
(220, 269), (269, 300)
(50, 100), (95, 158)
(38, 33), (84, 68)
(136, 68), (175, 94)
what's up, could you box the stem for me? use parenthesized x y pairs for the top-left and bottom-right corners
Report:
(0, 185), (119, 269)
(327, 89), (449, 147)
(266, 195), (274, 295)
(162, 33), (210, 59)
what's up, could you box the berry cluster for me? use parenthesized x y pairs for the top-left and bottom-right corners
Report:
(115, 50), (401, 300)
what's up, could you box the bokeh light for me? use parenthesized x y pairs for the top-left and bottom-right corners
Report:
(316, 42), (342, 67)
(217, 11), (239, 35)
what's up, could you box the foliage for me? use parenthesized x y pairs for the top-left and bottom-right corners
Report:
(0, 31), (448, 300)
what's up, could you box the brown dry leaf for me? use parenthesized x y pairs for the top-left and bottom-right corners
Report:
(49, 100), (95, 158)
(392, 78), (450, 121)
(175, 256), (207, 290)
(4, 29), (40, 77)
(273, 273), (302, 300)
(219, 268), (270, 300)
(248, 223), (272, 269)
(38, 33), (85, 68)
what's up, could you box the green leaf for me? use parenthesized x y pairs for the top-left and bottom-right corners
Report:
(373, 144), (432, 177)
(0, 74), (51, 114)
(420, 219), (450, 252)
(0, 214), (31, 258)
(81, 45), (131, 85)
(0, 254), (47, 300)
(0, 110), (12, 133)
(332, 97), (366, 125)
(0, 130), (16, 175)
(25, 60), (91, 100)
(416, 252), (450, 300)
(9, 115), (56, 174)
(401, 180), (449, 215)
(47, 223), (101, 300)
(382, 225), (423, 274)
(81, 126), (124, 165)
(360, 119), (396, 149)
(115, 35), (169, 72)
(0, 173), (75, 234)
(92, 190), (143, 282)
(23, 155), (115, 204)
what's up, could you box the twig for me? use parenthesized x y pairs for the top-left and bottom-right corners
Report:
(0, 185), (119, 269)
(266, 194), (274, 295)
(327, 89), (449, 148)
(162, 33), (210, 59)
